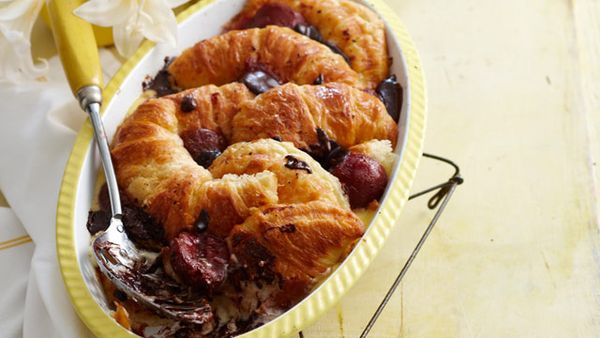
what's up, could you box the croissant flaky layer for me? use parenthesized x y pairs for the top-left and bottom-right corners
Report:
(209, 139), (349, 209)
(229, 201), (364, 302)
(227, 0), (389, 88)
(168, 26), (365, 89)
(232, 82), (398, 149)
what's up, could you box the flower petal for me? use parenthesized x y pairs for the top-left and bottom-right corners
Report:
(138, 0), (177, 46)
(112, 20), (144, 57)
(0, 0), (48, 83)
(0, 0), (38, 21)
(0, 25), (48, 82)
(74, 0), (134, 27)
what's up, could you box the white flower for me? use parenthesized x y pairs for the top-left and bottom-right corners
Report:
(0, 0), (48, 83)
(75, 0), (189, 57)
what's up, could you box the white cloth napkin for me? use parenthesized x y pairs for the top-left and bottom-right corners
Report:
(0, 50), (120, 338)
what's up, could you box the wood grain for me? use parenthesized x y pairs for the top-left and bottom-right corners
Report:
(304, 0), (600, 337)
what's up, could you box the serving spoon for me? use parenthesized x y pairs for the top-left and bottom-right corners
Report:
(46, 0), (209, 324)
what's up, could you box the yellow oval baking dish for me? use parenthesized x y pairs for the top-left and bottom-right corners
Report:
(56, 0), (426, 337)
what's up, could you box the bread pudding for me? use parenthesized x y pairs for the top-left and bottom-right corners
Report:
(86, 0), (403, 336)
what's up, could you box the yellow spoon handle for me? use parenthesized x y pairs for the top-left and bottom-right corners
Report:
(46, 0), (103, 99)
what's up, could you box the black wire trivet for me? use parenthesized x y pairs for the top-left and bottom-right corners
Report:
(299, 153), (464, 338)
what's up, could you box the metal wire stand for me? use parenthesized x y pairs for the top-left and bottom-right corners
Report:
(300, 153), (464, 338)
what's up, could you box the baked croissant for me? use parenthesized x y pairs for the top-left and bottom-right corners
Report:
(232, 82), (398, 149)
(229, 200), (364, 304)
(112, 84), (256, 238)
(112, 80), (395, 238)
(209, 139), (349, 209)
(168, 26), (365, 89)
(227, 0), (389, 88)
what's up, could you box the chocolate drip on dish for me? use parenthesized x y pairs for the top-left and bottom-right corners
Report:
(142, 57), (179, 97)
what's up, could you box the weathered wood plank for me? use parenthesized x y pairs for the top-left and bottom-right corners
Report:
(305, 0), (600, 336)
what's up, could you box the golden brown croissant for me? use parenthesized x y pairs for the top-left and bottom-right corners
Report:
(112, 81), (395, 238)
(227, 0), (389, 88)
(112, 84), (256, 238)
(195, 172), (279, 238)
(164, 83), (255, 140)
(168, 26), (365, 89)
(209, 139), (349, 209)
(232, 82), (398, 149)
(229, 200), (364, 304)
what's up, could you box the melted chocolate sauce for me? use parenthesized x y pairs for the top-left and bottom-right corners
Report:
(122, 206), (165, 251)
(284, 155), (312, 174)
(142, 57), (178, 97)
(94, 240), (213, 325)
(86, 209), (110, 235)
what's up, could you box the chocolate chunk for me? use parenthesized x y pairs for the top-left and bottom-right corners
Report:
(306, 128), (348, 170)
(376, 74), (403, 121)
(294, 24), (350, 64)
(94, 185), (165, 249)
(323, 42), (350, 64)
(86, 209), (110, 235)
(198, 150), (222, 168)
(242, 3), (307, 29)
(195, 209), (210, 233)
(180, 94), (197, 113)
(142, 56), (178, 97)
(122, 206), (165, 251)
(284, 155), (312, 174)
(313, 74), (324, 85)
(240, 70), (281, 95)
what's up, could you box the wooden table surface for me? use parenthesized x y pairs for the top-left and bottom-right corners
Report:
(3, 0), (599, 337)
